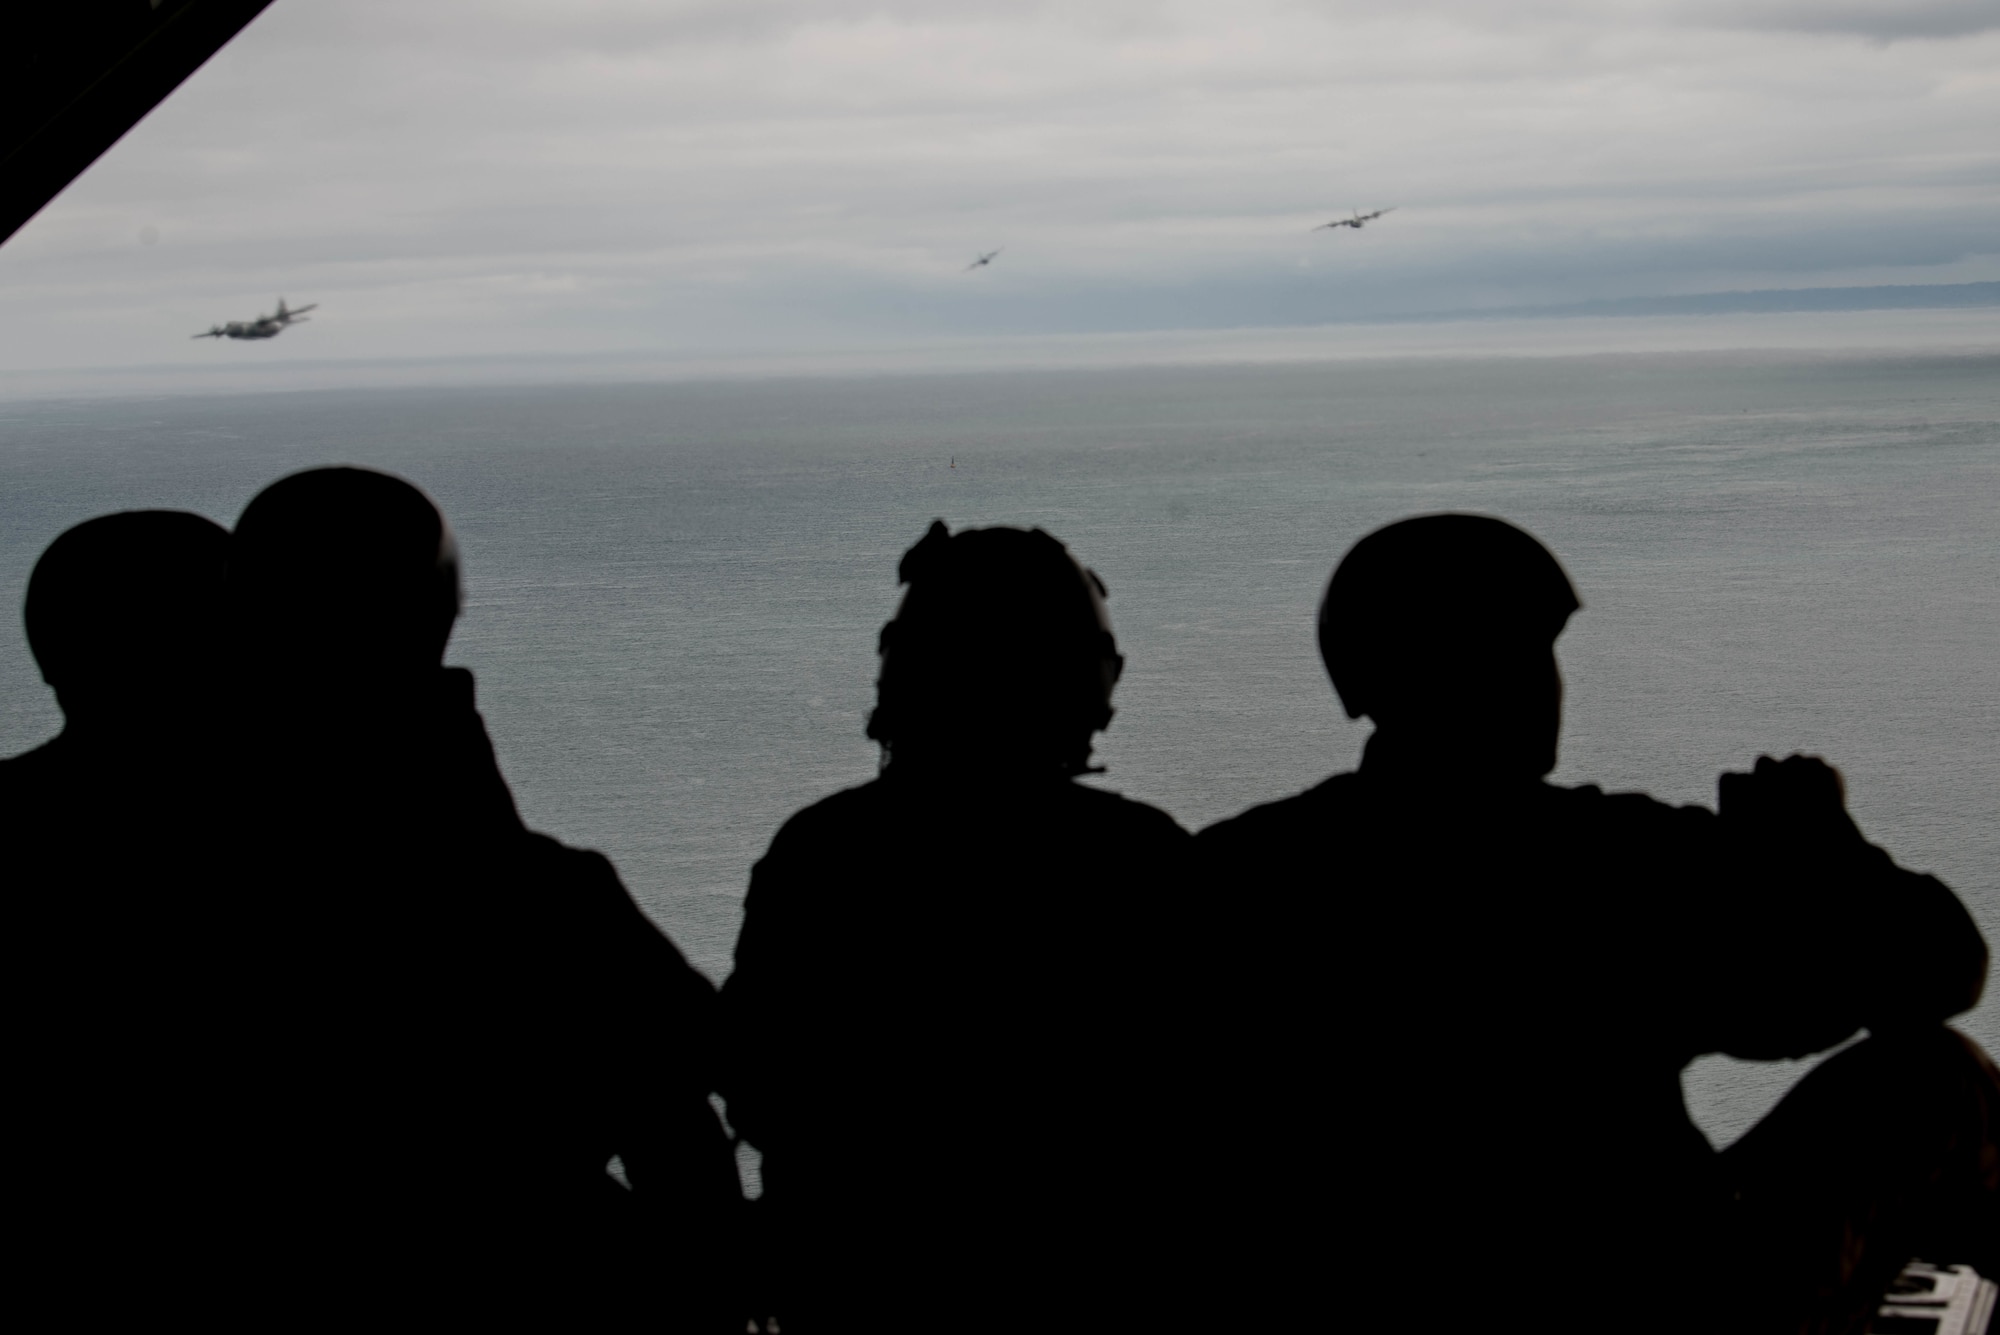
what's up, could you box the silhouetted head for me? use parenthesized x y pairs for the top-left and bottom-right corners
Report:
(24, 510), (230, 733)
(1319, 513), (1579, 777)
(867, 520), (1123, 779)
(230, 467), (460, 690)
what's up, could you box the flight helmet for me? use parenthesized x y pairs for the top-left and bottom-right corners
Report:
(867, 520), (1123, 777)
(1318, 512), (1579, 722)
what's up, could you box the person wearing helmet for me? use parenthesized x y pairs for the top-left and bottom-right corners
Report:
(1195, 513), (1994, 1334)
(2, 511), (230, 838)
(720, 520), (1193, 1333)
(3, 511), (231, 1322)
(204, 467), (742, 1327)
(4, 509), (229, 770)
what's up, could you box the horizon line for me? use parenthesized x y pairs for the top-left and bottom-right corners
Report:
(2, 287), (1996, 406)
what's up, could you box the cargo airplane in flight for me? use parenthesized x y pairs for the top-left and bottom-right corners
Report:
(193, 297), (316, 340)
(1314, 208), (1395, 231)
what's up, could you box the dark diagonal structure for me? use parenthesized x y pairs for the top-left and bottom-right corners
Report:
(2, 1), (276, 246)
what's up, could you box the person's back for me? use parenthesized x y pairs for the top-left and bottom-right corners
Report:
(721, 521), (1191, 1333)
(1197, 514), (1994, 1333)
(213, 468), (741, 1325)
(2, 511), (232, 1318)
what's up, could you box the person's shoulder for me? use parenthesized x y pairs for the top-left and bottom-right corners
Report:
(0, 735), (67, 778)
(1196, 771), (1357, 849)
(515, 828), (617, 878)
(0, 736), (71, 812)
(765, 778), (892, 847)
(506, 830), (641, 919)
(1542, 782), (1720, 873)
(744, 780), (902, 888)
(1547, 780), (1716, 828)
(1061, 780), (1190, 841)
(510, 830), (709, 974)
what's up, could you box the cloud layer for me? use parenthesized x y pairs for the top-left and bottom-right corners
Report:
(2, 0), (1995, 369)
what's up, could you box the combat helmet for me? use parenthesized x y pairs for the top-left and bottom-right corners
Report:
(1318, 512), (1579, 722)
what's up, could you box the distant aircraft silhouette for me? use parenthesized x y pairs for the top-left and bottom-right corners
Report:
(964, 249), (1002, 271)
(1314, 208), (1394, 231)
(193, 297), (315, 340)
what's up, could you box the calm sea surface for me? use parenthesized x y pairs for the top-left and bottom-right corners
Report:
(3, 351), (1996, 1150)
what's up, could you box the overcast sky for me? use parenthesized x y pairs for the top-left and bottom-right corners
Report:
(3, 0), (1996, 370)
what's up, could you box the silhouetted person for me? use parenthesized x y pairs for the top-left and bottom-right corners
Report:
(2, 511), (230, 1320)
(207, 467), (741, 1325)
(720, 521), (1192, 1333)
(1196, 513), (1996, 1334)
(3, 509), (228, 771)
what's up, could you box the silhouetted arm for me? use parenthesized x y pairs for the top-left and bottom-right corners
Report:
(533, 839), (740, 1209)
(716, 828), (811, 1158)
(1703, 755), (1987, 1059)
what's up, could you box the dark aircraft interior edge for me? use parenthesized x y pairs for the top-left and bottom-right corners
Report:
(3, 1), (276, 247)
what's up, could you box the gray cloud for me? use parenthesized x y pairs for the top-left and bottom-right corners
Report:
(1684, 0), (2000, 40)
(1369, 1), (2000, 40)
(1, 0), (1994, 371)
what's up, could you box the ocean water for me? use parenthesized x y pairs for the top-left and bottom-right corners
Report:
(2, 349), (1996, 1150)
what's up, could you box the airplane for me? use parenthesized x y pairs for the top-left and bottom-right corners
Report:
(964, 248), (1002, 271)
(193, 297), (316, 340)
(1314, 208), (1395, 231)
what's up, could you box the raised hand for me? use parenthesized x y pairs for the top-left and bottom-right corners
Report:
(1718, 752), (1861, 843)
